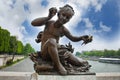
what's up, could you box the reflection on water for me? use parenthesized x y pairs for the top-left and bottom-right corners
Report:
(88, 60), (120, 73)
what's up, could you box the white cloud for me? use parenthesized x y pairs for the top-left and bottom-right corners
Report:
(100, 22), (111, 32)
(0, 0), (119, 52)
(90, 0), (107, 12)
(66, 0), (107, 12)
(83, 20), (112, 35)
(83, 18), (94, 28)
(67, 34), (120, 53)
(0, 0), (27, 41)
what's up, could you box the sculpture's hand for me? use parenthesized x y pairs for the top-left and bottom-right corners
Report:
(81, 35), (93, 45)
(48, 7), (57, 19)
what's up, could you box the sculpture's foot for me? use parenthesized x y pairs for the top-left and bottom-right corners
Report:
(58, 69), (67, 75)
(55, 65), (67, 75)
(34, 64), (54, 73)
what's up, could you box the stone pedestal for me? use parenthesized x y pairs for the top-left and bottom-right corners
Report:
(0, 72), (96, 80)
(1, 72), (120, 80)
(96, 73), (120, 80)
(30, 72), (96, 80)
(37, 75), (96, 80)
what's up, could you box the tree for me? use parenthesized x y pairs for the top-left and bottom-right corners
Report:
(0, 27), (4, 53)
(0, 27), (35, 55)
(0, 27), (10, 53)
(9, 36), (17, 54)
(116, 49), (120, 57)
(16, 41), (24, 55)
(75, 52), (81, 57)
(23, 43), (35, 55)
(4, 29), (10, 53)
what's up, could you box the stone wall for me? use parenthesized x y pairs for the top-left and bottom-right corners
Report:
(0, 55), (24, 66)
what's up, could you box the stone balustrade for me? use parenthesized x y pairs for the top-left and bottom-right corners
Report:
(0, 72), (120, 80)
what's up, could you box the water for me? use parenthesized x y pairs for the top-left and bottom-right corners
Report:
(88, 60), (120, 73)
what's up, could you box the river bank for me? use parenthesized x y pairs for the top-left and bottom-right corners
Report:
(80, 56), (99, 61)
(81, 56), (120, 60)
(99, 58), (120, 64)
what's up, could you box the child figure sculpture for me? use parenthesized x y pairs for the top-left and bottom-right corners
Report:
(31, 4), (92, 75)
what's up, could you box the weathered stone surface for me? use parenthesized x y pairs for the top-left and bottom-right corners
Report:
(0, 72), (96, 80)
(37, 75), (96, 80)
(1, 72), (120, 80)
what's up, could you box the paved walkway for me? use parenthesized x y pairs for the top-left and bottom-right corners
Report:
(1, 58), (34, 72)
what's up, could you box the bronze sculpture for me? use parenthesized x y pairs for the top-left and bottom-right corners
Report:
(30, 4), (93, 75)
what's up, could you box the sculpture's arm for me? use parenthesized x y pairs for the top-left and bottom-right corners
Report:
(31, 7), (57, 26)
(31, 17), (51, 26)
(63, 27), (89, 42)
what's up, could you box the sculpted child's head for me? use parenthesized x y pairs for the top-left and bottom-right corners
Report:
(57, 4), (75, 24)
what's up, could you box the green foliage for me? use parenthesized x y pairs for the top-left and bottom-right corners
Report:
(16, 41), (24, 54)
(75, 51), (81, 56)
(116, 49), (120, 56)
(81, 49), (120, 58)
(23, 43), (35, 55)
(0, 27), (10, 53)
(9, 36), (17, 53)
(0, 27), (35, 55)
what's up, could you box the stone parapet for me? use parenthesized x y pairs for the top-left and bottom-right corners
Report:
(96, 73), (120, 80)
(0, 72), (120, 80)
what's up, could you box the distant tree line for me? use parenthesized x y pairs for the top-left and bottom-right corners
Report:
(0, 27), (35, 55)
(76, 49), (120, 58)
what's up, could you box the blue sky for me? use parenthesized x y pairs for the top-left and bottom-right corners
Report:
(0, 0), (120, 52)
(77, 0), (119, 41)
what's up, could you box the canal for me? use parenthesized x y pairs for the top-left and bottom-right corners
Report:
(89, 60), (120, 73)
(1, 58), (120, 73)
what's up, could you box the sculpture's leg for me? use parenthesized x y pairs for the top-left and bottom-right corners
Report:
(66, 52), (89, 66)
(41, 38), (67, 75)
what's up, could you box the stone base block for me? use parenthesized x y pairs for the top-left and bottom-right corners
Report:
(37, 75), (96, 80)
(96, 73), (120, 80)
(0, 72), (96, 80)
